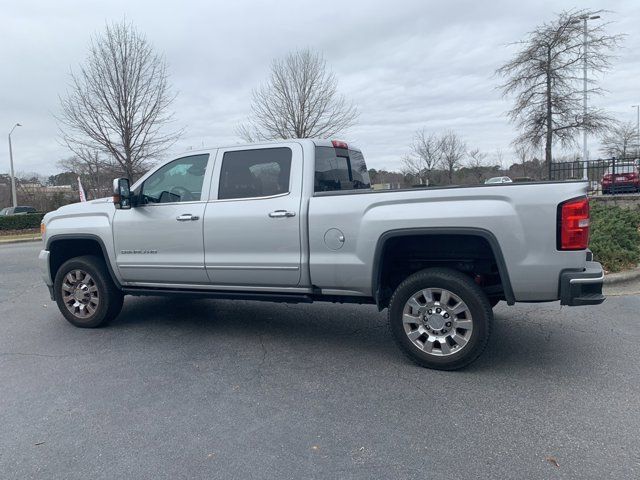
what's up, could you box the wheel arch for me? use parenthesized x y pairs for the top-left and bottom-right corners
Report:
(47, 234), (122, 291)
(371, 227), (515, 309)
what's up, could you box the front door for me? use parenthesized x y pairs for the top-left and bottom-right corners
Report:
(113, 153), (212, 285)
(203, 144), (303, 287)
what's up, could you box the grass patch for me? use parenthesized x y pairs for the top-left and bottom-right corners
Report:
(0, 227), (40, 237)
(589, 204), (640, 272)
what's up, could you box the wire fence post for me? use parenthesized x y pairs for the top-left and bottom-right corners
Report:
(611, 157), (616, 194)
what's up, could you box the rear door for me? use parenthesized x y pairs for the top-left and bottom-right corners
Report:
(203, 144), (303, 286)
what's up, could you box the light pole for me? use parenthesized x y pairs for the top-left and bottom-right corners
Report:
(572, 14), (600, 180)
(632, 105), (640, 158)
(8, 123), (22, 208)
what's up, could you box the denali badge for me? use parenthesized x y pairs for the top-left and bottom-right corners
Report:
(120, 249), (158, 254)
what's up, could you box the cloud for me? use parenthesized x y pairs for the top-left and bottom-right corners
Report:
(1, 0), (638, 176)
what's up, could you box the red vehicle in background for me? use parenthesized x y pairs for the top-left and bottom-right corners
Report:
(601, 161), (640, 194)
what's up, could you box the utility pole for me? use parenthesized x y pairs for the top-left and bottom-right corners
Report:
(572, 14), (600, 181)
(632, 105), (640, 158)
(8, 123), (21, 208)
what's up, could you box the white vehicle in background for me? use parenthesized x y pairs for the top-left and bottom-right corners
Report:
(484, 176), (513, 184)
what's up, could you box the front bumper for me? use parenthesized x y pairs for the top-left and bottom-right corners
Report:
(39, 249), (55, 300)
(559, 260), (606, 306)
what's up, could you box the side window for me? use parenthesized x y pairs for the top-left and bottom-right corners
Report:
(314, 146), (371, 192)
(141, 154), (209, 204)
(218, 148), (292, 200)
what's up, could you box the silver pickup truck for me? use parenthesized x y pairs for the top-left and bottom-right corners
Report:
(39, 139), (605, 369)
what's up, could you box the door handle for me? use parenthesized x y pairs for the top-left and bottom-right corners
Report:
(268, 210), (296, 218)
(176, 214), (199, 222)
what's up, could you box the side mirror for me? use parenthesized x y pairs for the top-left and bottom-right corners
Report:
(113, 178), (131, 209)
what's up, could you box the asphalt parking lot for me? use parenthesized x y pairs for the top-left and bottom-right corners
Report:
(1, 242), (639, 479)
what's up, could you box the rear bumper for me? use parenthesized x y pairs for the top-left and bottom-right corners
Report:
(559, 261), (606, 306)
(602, 182), (639, 192)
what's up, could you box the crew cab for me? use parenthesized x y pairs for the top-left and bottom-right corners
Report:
(39, 139), (605, 370)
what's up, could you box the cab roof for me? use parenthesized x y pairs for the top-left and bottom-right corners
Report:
(175, 138), (360, 158)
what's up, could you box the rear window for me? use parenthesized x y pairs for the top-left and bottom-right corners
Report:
(314, 146), (371, 192)
(606, 163), (637, 175)
(15, 206), (35, 213)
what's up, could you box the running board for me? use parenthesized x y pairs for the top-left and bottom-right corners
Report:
(122, 287), (314, 304)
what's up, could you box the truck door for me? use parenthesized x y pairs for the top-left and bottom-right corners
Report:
(112, 153), (213, 285)
(203, 144), (303, 287)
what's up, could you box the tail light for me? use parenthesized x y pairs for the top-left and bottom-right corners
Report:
(331, 139), (349, 149)
(558, 197), (590, 250)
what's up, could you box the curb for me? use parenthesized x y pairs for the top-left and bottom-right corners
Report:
(604, 266), (640, 285)
(0, 237), (42, 245)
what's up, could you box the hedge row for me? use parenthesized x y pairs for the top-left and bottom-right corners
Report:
(590, 204), (640, 272)
(0, 213), (45, 231)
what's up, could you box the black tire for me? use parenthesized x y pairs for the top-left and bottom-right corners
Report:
(388, 268), (493, 370)
(54, 255), (124, 328)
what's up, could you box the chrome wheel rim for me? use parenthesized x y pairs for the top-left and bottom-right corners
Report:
(61, 269), (99, 319)
(402, 288), (473, 356)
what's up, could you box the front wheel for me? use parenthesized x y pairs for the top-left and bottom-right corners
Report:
(388, 268), (493, 370)
(54, 255), (124, 328)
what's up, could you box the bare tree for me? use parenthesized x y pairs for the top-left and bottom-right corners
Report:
(440, 131), (466, 184)
(496, 9), (623, 167)
(58, 21), (181, 181)
(401, 129), (443, 186)
(57, 149), (119, 199)
(237, 49), (357, 141)
(466, 148), (488, 183)
(495, 148), (505, 171)
(600, 121), (637, 159)
(400, 155), (423, 184)
(514, 145), (530, 177)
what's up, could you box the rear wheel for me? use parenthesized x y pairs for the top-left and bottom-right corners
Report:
(54, 255), (124, 328)
(388, 268), (493, 370)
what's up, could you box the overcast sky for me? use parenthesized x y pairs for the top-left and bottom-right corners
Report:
(1, 0), (639, 176)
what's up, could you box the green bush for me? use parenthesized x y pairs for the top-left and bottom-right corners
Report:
(0, 213), (45, 231)
(589, 204), (640, 272)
